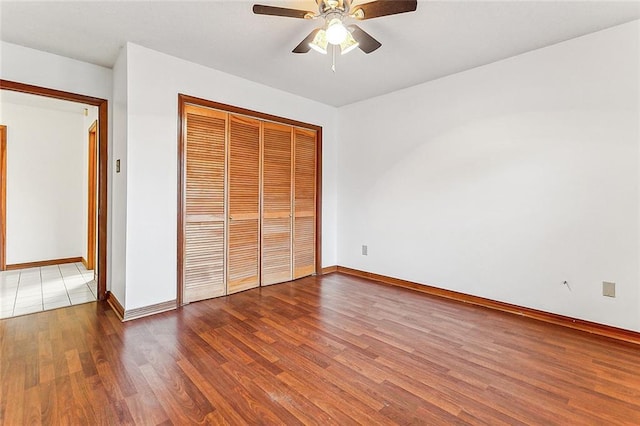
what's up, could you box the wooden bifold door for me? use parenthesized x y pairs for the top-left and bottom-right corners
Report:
(261, 122), (293, 286)
(181, 103), (318, 303)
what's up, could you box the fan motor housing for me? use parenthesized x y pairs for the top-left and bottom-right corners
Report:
(319, 0), (351, 14)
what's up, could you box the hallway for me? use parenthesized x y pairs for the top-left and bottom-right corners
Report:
(0, 262), (96, 318)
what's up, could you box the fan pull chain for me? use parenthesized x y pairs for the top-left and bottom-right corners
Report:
(331, 45), (336, 73)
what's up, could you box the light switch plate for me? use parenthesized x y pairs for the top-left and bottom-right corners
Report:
(603, 281), (615, 298)
(362, 245), (368, 256)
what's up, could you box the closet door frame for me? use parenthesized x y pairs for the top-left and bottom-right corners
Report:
(177, 94), (323, 306)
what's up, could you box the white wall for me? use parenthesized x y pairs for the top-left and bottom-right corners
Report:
(121, 43), (338, 310)
(109, 46), (128, 306)
(0, 99), (86, 264)
(1, 41), (114, 288)
(0, 42), (112, 101)
(337, 21), (640, 332)
(110, 45), (128, 305)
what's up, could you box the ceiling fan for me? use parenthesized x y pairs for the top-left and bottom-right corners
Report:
(253, 0), (418, 55)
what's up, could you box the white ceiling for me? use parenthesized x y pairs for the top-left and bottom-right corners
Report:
(1, 1), (639, 106)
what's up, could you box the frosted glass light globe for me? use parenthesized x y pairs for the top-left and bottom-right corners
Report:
(326, 18), (348, 45)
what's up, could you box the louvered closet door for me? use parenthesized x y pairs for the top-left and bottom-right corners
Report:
(261, 122), (293, 286)
(227, 115), (261, 294)
(293, 128), (317, 279)
(184, 105), (227, 303)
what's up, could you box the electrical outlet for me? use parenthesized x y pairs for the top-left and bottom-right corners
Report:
(361, 245), (368, 256)
(603, 281), (615, 298)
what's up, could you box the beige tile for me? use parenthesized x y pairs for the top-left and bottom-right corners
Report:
(44, 294), (70, 303)
(0, 288), (17, 299)
(14, 296), (43, 308)
(42, 289), (68, 300)
(16, 289), (42, 299)
(0, 298), (15, 310)
(69, 292), (96, 304)
(13, 304), (43, 316)
(44, 299), (71, 310)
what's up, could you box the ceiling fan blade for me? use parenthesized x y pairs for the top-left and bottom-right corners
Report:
(348, 25), (382, 53)
(292, 29), (321, 53)
(351, 0), (417, 20)
(253, 4), (314, 19)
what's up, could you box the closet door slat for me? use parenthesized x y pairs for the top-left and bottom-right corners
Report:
(184, 105), (227, 302)
(227, 114), (261, 294)
(261, 122), (292, 286)
(293, 128), (317, 279)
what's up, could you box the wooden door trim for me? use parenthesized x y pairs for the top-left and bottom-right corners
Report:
(315, 127), (323, 275)
(86, 120), (98, 271)
(0, 125), (6, 271)
(177, 98), (186, 306)
(177, 94), (323, 305)
(178, 94), (323, 133)
(0, 80), (109, 300)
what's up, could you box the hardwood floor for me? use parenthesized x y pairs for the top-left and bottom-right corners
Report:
(1, 273), (639, 425)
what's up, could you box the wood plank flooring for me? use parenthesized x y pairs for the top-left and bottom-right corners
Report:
(2, 272), (639, 425)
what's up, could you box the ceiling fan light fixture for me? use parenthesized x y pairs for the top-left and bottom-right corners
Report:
(340, 32), (359, 55)
(254, 0), (419, 57)
(325, 18), (348, 45)
(309, 29), (328, 54)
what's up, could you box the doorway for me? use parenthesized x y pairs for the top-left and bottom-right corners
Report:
(0, 80), (108, 302)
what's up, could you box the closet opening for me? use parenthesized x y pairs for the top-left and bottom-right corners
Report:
(176, 94), (322, 306)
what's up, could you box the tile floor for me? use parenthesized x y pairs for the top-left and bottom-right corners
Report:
(0, 262), (97, 319)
